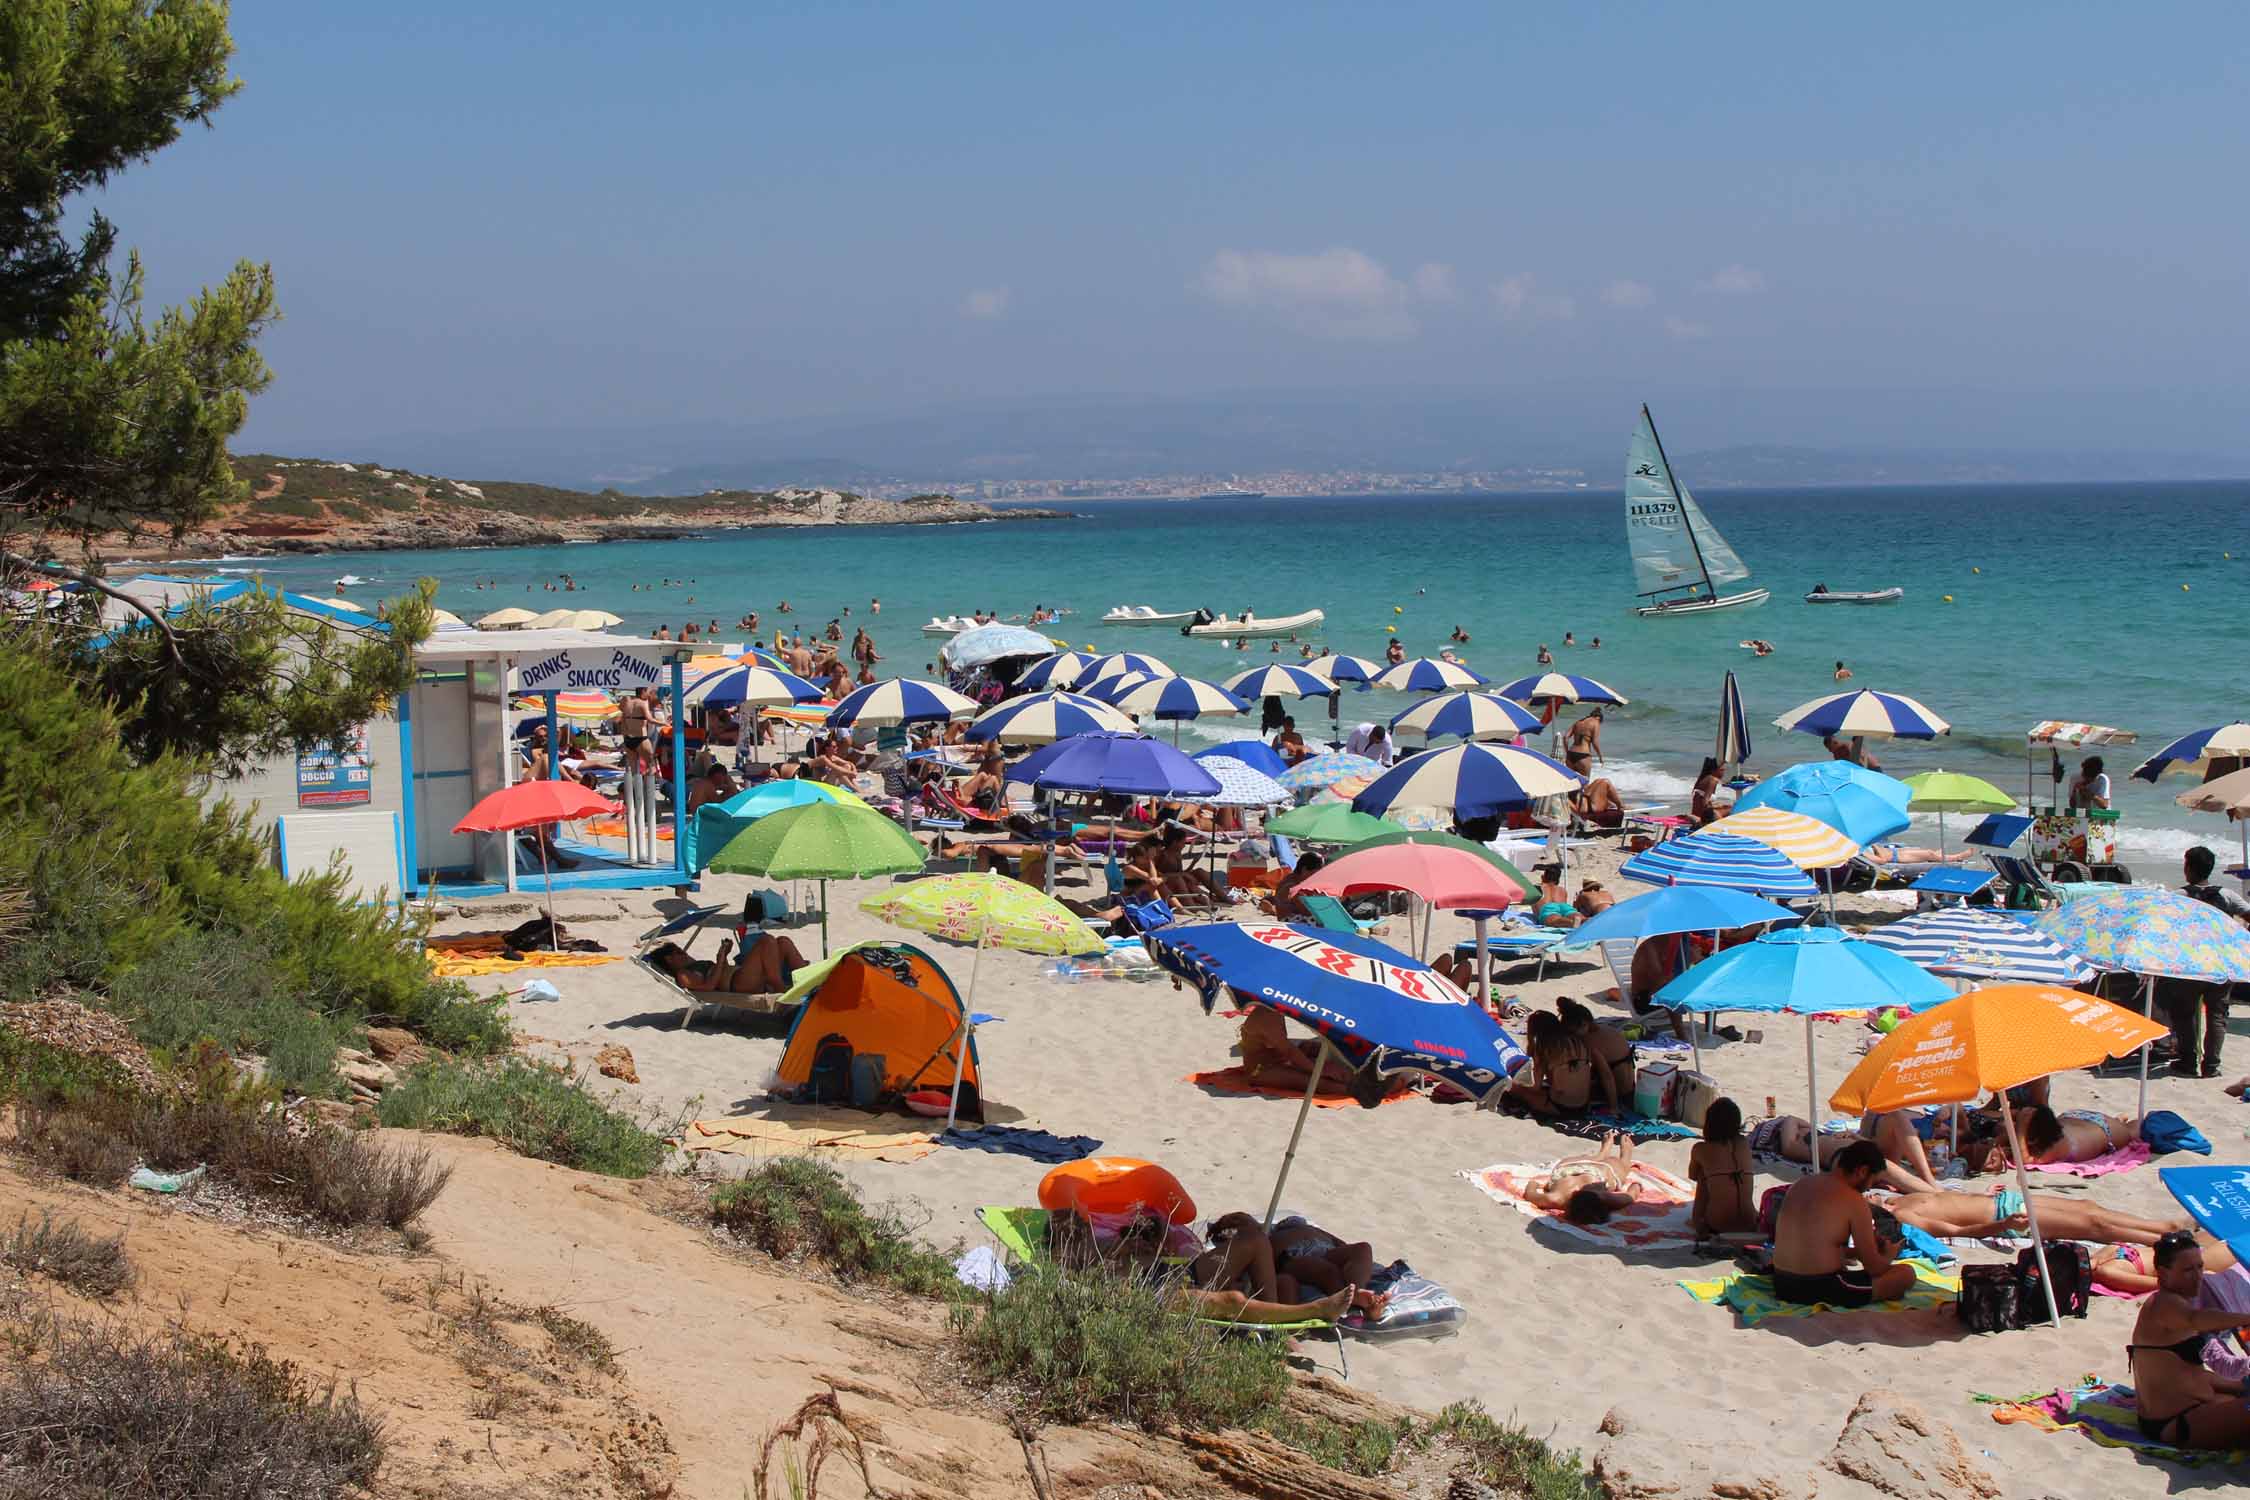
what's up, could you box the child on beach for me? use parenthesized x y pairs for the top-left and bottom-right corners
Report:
(1689, 1098), (1758, 1243)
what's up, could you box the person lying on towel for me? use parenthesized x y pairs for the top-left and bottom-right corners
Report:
(1520, 1131), (1638, 1226)
(1983, 1104), (2151, 1167)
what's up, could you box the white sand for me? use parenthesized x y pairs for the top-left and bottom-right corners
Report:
(443, 845), (2247, 1497)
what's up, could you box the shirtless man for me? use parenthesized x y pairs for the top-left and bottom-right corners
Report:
(1743, 1111), (1943, 1189)
(1876, 1186), (2189, 1247)
(1771, 1140), (1914, 1307)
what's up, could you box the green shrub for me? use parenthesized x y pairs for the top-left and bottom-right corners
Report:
(249, 493), (323, 518)
(377, 1056), (670, 1178)
(0, 1029), (141, 1108)
(1424, 1401), (1600, 1500)
(3, 1213), (136, 1298)
(708, 1159), (956, 1295)
(109, 927), (355, 1097)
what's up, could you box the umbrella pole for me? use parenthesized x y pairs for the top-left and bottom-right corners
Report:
(2000, 1105), (2063, 1331)
(538, 824), (558, 940)
(1475, 914), (1491, 1011)
(2137, 972), (2154, 1119)
(1937, 809), (1948, 860)
(944, 933), (987, 1132)
(821, 877), (830, 958)
(1804, 1017), (1820, 1170)
(2239, 818), (2248, 894)
(1263, 1036), (1332, 1231)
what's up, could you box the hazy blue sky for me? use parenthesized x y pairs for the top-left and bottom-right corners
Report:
(93, 3), (2250, 458)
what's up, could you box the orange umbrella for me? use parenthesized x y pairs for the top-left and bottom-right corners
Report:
(1829, 984), (2167, 1329)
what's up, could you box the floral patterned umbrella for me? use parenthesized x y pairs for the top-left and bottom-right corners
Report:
(1277, 749), (1380, 793)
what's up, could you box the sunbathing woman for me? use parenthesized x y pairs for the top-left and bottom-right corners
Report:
(1520, 1131), (1637, 1225)
(1742, 1112), (1942, 1190)
(1565, 752), (1627, 828)
(1990, 1104), (2141, 1166)
(648, 933), (807, 995)
(1054, 1209), (1357, 1326)
(2089, 1232), (2241, 1297)
(1689, 1098), (1758, 1241)
(958, 752), (1009, 812)
(1504, 1011), (1597, 1116)
(2125, 1231), (2250, 1449)
(1556, 998), (1629, 1109)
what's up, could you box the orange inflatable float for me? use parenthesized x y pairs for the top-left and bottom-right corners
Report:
(1037, 1157), (1196, 1225)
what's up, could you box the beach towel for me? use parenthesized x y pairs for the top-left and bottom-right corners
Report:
(1463, 1160), (1698, 1249)
(1183, 1066), (1415, 1108)
(2025, 1139), (2151, 1177)
(1678, 1261), (1959, 1325)
(938, 1125), (1101, 1164)
(2138, 1109), (2211, 1156)
(676, 1109), (937, 1164)
(426, 949), (620, 978)
(1976, 1379), (2250, 1467)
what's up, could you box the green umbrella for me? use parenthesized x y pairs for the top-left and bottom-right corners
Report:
(1265, 802), (1405, 846)
(1902, 770), (2015, 856)
(707, 801), (926, 955)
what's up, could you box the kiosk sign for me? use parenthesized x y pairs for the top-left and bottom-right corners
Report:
(517, 646), (670, 695)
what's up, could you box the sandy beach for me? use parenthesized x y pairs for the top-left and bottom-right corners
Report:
(439, 835), (2247, 1499)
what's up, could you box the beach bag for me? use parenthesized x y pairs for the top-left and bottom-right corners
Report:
(2014, 1242), (2092, 1321)
(808, 1034), (855, 1105)
(742, 890), (790, 925)
(1958, 1264), (2018, 1333)
(848, 1054), (887, 1110)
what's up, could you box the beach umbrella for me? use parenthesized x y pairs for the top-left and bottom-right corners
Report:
(1265, 802), (1405, 847)
(2160, 1166), (2250, 1266)
(684, 664), (824, 708)
(822, 677), (977, 730)
(1094, 676), (1251, 736)
(453, 779), (617, 934)
(515, 690), (617, 725)
(1080, 651), (1177, 687)
(1859, 907), (2096, 985)
(1490, 672), (1629, 707)
(1717, 669), (1751, 773)
(2132, 722), (2250, 783)
(1567, 885), (1799, 948)
(708, 801), (925, 957)
(1620, 830), (1820, 898)
(1302, 653), (1383, 685)
(1389, 691), (1542, 744)
(1198, 739), (1288, 778)
(1735, 762), (1914, 847)
(686, 778), (865, 873)
(945, 622), (1060, 668)
(862, 872), (1106, 1127)
(1371, 657), (1488, 692)
(1278, 749), (1381, 793)
(1186, 755), (1290, 808)
(1300, 836), (1534, 965)
(1348, 742), (1581, 820)
(1005, 731), (1221, 798)
(1015, 651), (1098, 690)
(430, 608), (468, 630)
(2033, 885), (2250, 1114)
(1078, 669), (1157, 703)
(1901, 770), (2015, 856)
(475, 606), (540, 629)
(1144, 921), (1526, 1225)
(965, 690), (1133, 745)
(1222, 664), (1334, 700)
(2173, 765), (2250, 886)
(1660, 926), (1953, 1169)
(1830, 985), (2169, 1329)
(524, 607), (623, 630)
(1773, 689), (1950, 741)
(1704, 806), (1864, 870)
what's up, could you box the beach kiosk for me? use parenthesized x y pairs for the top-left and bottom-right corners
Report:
(405, 629), (698, 899)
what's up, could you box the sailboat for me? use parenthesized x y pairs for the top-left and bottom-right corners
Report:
(1625, 406), (1770, 617)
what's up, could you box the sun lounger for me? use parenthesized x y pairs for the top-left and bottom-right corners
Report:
(1987, 853), (2063, 910)
(1451, 926), (1567, 983)
(634, 904), (799, 1027)
(1300, 893), (1384, 938)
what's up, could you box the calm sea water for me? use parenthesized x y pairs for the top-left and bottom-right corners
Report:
(212, 481), (2250, 874)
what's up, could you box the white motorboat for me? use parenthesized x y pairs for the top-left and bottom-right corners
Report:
(1101, 604), (1198, 626)
(333, 574), (365, 588)
(921, 615), (979, 637)
(1182, 608), (1325, 638)
(1804, 586), (1904, 605)
(1625, 406), (1770, 617)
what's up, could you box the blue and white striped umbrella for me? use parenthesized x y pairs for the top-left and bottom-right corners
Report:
(1097, 675), (1251, 721)
(1860, 908), (2097, 985)
(1371, 657), (1489, 692)
(1080, 652), (1177, 687)
(1223, 664), (1334, 699)
(1774, 689), (1950, 741)
(1389, 691), (1542, 744)
(822, 677), (978, 730)
(1619, 831), (1819, 897)
(964, 690), (1133, 745)
(1187, 755), (1291, 807)
(1490, 672), (1629, 705)
(1077, 670), (1158, 703)
(1718, 669), (1751, 768)
(1349, 742), (1581, 819)
(1278, 749), (1382, 792)
(1016, 651), (1099, 690)
(1303, 653), (1383, 686)
(2132, 722), (2250, 782)
(682, 664), (824, 707)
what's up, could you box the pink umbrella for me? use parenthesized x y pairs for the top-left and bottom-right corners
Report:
(1296, 842), (1534, 965)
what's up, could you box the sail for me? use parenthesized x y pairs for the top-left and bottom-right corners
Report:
(1624, 410), (1703, 597)
(1677, 485), (1752, 588)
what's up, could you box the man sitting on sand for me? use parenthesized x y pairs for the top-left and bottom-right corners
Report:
(1771, 1140), (1915, 1307)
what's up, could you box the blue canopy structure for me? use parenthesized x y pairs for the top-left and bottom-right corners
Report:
(1965, 813), (2034, 849)
(946, 622), (1059, 668)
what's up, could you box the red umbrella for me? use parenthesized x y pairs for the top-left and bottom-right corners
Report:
(1297, 841), (1534, 966)
(454, 781), (618, 931)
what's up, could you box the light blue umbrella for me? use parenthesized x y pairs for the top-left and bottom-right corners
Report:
(945, 622), (1059, 668)
(1566, 885), (1800, 949)
(1189, 755), (1290, 807)
(1658, 926), (1954, 1158)
(1738, 759), (1910, 813)
(1732, 761), (1912, 846)
(1619, 831), (1820, 897)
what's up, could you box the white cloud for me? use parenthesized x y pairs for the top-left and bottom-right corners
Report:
(962, 287), (1011, 319)
(1601, 279), (1655, 310)
(1410, 261), (1459, 302)
(1197, 248), (1432, 340)
(1662, 315), (1710, 340)
(1491, 273), (1575, 323)
(1702, 264), (1763, 296)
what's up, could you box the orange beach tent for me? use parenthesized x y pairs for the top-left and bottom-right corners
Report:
(773, 944), (981, 1107)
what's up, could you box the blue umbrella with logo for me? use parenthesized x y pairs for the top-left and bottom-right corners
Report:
(2161, 1165), (2250, 1264)
(1145, 920), (1526, 1225)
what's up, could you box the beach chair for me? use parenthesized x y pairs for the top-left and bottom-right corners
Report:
(1987, 853), (2063, 911)
(634, 903), (798, 1028)
(1596, 939), (1640, 1007)
(1301, 894), (1384, 938)
(918, 780), (1013, 832)
(1451, 924), (1567, 984)
(1118, 896), (1178, 936)
(975, 1206), (1348, 1378)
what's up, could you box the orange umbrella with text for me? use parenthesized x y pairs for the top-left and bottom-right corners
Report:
(1829, 984), (2167, 1329)
(454, 780), (617, 936)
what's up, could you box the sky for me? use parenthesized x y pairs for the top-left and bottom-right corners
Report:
(91, 2), (2250, 464)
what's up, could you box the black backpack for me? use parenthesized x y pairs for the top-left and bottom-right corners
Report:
(1957, 1263), (2018, 1333)
(2014, 1242), (2093, 1321)
(807, 1034), (855, 1105)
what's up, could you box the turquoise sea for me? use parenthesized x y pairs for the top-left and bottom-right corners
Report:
(211, 481), (2250, 876)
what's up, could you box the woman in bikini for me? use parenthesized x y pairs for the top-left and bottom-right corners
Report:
(647, 933), (807, 995)
(1993, 1104), (2139, 1166)
(1504, 1011), (1596, 1116)
(1688, 1097), (1757, 1241)
(1521, 1131), (1637, 1225)
(1556, 998), (1628, 1109)
(2125, 1231), (2250, 1449)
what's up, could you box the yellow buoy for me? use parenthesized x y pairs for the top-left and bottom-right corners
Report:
(1942, 594), (1954, 603)
(1393, 605), (1403, 615)
(1971, 567), (1981, 574)
(2183, 583), (2191, 591)
(1385, 624), (1397, 633)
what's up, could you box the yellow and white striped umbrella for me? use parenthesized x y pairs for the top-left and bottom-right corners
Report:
(1705, 805), (1861, 869)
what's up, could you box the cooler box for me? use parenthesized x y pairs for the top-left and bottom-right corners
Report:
(1633, 1061), (1678, 1120)
(1671, 1070), (1720, 1128)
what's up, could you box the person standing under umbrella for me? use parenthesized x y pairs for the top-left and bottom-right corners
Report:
(2179, 845), (2249, 1077)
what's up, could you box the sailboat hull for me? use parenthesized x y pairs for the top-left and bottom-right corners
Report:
(1633, 588), (1771, 618)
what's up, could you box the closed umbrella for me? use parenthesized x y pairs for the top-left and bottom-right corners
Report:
(965, 690), (1133, 745)
(1371, 657), (1489, 692)
(1717, 669), (1751, 775)
(453, 780), (617, 934)
(1619, 831), (1819, 898)
(1348, 742), (1580, 819)
(1773, 689), (1950, 741)
(1901, 770), (2015, 856)
(823, 677), (977, 730)
(1389, 691), (1543, 744)
(1830, 985), (2169, 1328)
(707, 800), (925, 956)
(1704, 806), (1864, 870)
(1223, 664), (1335, 699)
